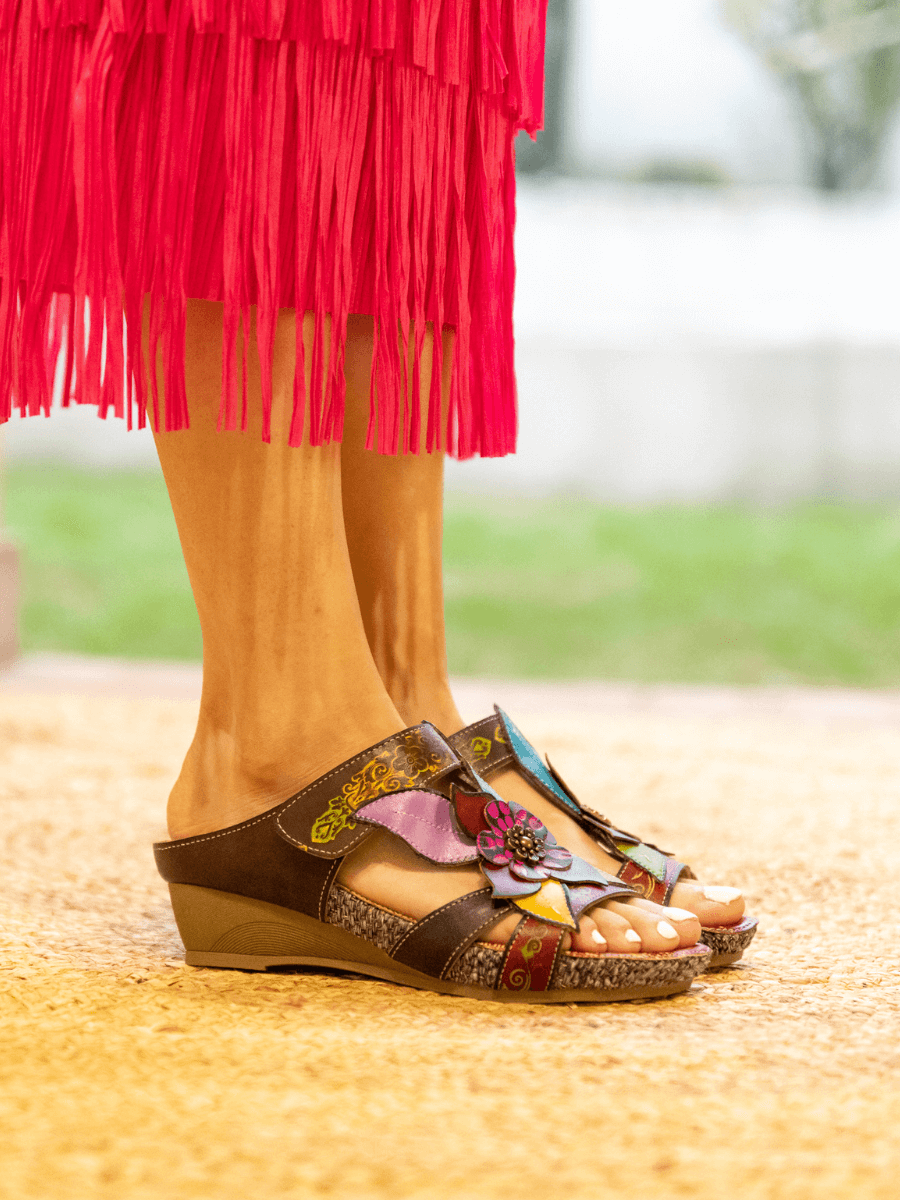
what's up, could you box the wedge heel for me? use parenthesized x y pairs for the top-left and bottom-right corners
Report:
(169, 883), (403, 973)
(168, 882), (707, 1003)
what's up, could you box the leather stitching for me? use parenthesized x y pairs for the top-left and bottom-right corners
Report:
(154, 809), (274, 850)
(479, 751), (514, 774)
(546, 925), (566, 986)
(356, 806), (479, 864)
(450, 716), (497, 742)
(497, 914), (530, 981)
(317, 860), (340, 921)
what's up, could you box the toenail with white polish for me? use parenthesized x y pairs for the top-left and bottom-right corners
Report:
(624, 929), (642, 944)
(591, 929), (607, 946)
(702, 886), (742, 905)
(665, 907), (697, 922)
(657, 921), (677, 939)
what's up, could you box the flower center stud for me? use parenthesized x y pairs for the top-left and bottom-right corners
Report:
(504, 825), (545, 864)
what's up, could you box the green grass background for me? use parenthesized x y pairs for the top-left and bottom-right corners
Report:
(7, 464), (900, 684)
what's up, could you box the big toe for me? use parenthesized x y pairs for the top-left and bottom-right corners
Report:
(670, 880), (745, 928)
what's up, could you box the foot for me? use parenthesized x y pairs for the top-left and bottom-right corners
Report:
(337, 817), (703, 957)
(168, 720), (702, 958)
(390, 690), (742, 936)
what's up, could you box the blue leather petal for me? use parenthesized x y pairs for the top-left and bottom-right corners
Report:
(554, 852), (620, 888)
(566, 884), (610, 921)
(497, 708), (582, 815)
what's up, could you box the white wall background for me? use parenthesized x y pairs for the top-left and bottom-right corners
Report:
(566, 0), (810, 187)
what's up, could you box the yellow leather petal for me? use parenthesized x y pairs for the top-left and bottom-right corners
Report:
(514, 879), (576, 930)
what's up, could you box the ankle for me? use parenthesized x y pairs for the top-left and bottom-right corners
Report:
(386, 680), (465, 737)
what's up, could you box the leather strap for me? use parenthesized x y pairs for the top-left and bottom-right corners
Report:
(617, 856), (688, 906)
(154, 809), (341, 921)
(390, 888), (512, 979)
(276, 723), (461, 858)
(447, 714), (514, 778)
(497, 915), (566, 992)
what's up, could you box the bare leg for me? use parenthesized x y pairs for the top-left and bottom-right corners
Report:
(154, 302), (682, 954)
(154, 302), (403, 841)
(340, 316), (706, 947)
(341, 315), (463, 735)
(340, 318), (741, 934)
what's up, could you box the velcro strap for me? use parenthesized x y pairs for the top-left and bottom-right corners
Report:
(497, 915), (566, 993)
(447, 713), (514, 777)
(276, 723), (460, 859)
(390, 888), (511, 979)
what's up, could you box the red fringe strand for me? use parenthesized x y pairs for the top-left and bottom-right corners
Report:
(0, 0), (547, 456)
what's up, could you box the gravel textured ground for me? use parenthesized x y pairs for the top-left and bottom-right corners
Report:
(1, 671), (899, 1199)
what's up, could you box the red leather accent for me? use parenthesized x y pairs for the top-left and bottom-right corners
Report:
(451, 786), (492, 838)
(617, 857), (687, 905)
(497, 916), (565, 992)
(617, 859), (668, 904)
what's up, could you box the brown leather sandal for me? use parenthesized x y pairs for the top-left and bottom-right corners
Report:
(448, 709), (758, 968)
(155, 724), (711, 1002)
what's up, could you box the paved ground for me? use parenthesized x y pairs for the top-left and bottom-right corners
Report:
(1, 656), (899, 1199)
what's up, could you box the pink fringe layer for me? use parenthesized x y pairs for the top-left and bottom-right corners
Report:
(0, 0), (546, 456)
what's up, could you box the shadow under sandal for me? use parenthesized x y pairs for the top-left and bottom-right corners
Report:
(154, 724), (711, 1003)
(448, 708), (758, 968)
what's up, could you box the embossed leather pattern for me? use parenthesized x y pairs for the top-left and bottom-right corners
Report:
(276, 723), (459, 858)
(448, 715), (514, 776)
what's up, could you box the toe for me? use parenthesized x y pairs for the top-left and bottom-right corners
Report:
(670, 880), (745, 929)
(626, 897), (702, 947)
(605, 900), (681, 952)
(569, 913), (609, 954)
(588, 905), (644, 953)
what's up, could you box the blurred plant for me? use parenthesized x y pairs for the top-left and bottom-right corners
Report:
(724, 0), (900, 189)
(624, 159), (732, 187)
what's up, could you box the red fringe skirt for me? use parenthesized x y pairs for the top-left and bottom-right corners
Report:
(0, 0), (546, 456)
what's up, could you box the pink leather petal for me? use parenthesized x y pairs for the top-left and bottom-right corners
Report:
(356, 791), (479, 864)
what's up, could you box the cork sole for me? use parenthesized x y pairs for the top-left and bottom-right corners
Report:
(169, 883), (703, 1005)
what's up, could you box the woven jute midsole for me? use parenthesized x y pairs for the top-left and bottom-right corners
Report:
(168, 883), (710, 1003)
(700, 916), (758, 967)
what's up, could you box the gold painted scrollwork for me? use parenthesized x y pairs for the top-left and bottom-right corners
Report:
(311, 734), (446, 844)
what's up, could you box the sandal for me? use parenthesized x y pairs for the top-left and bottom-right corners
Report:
(448, 709), (758, 968)
(154, 724), (710, 1002)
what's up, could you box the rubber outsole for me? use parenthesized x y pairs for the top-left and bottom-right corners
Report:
(170, 883), (707, 1005)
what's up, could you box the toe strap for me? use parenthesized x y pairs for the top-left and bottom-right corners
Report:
(497, 916), (567, 993)
(389, 890), (570, 994)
